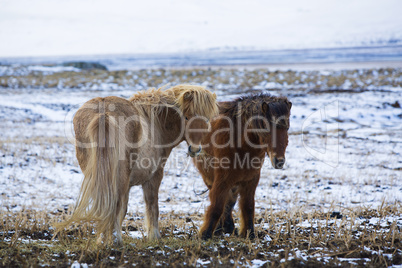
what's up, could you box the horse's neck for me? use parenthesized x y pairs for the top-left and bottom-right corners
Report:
(155, 108), (184, 149)
(211, 119), (266, 156)
(236, 124), (267, 155)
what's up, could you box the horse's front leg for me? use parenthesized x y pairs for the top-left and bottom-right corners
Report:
(238, 175), (260, 239)
(142, 169), (163, 240)
(200, 180), (232, 240)
(215, 187), (238, 236)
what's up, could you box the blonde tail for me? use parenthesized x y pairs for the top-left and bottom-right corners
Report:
(56, 113), (125, 243)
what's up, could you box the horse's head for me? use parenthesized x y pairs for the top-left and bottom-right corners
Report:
(261, 99), (292, 169)
(173, 85), (219, 157)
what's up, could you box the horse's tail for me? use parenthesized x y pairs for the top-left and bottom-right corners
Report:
(56, 113), (125, 242)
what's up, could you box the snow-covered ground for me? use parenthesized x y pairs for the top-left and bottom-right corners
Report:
(1, 1), (401, 264)
(1, 0), (402, 58)
(0, 69), (401, 217)
(0, 65), (401, 266)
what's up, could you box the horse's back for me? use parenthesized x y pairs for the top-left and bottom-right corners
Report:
(73, 96), (139, 171)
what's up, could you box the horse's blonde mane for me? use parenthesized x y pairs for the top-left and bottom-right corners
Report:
(128, 84), (218, 121)
(128, 86), (174, 120)
(170, 84), (218, 119)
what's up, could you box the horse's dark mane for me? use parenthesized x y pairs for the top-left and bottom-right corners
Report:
(219, 93), (291, 129)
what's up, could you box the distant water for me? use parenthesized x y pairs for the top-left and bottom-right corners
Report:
(1, 45), (402, 70)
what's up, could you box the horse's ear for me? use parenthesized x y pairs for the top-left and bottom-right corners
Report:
(262, 102), (270, 114)
(213, 93), (217, 99)
(286, 100), (292, 110)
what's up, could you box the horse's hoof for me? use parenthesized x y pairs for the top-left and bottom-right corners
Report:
(233, 228), (239, 236)
(223, 223), (235, 235)
(248, 232), (255, 240)
(201, 232), (212, 240)
(147, 235), (161, 241)
(240, 230), (255, 240)
(147, 228), (161, 241)
(213, 226), (224, 236)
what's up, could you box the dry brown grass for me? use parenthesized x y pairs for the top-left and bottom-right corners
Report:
(1, 204), (401, 267)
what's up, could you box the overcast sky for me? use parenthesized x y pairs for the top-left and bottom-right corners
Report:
(1, 0), (401, 58)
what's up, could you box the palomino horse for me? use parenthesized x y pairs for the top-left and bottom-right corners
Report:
(193, 93), (292, 239)
(57, 85), (218, 244)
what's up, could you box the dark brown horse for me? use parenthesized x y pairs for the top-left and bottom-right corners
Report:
(193, 93), (292, 240)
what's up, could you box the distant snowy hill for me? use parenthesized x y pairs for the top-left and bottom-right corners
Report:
(0, 0), (401, 58)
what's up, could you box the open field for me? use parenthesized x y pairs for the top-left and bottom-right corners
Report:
(1, 65), (401, 267)
(1, 207), (401, 267)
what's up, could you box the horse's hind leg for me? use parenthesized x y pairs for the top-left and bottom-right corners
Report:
(142, 170), (163, 240)
(214, 187), (238, 236)
(114, 188), (130, 245)
(238, 175), (260, 239)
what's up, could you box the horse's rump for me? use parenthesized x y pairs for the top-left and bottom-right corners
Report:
(56, 97), (136, 242)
